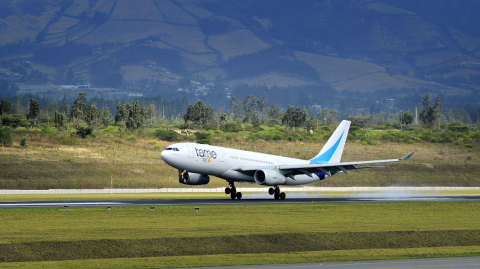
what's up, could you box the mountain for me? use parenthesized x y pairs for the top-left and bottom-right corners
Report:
(1, 0), (480, 107)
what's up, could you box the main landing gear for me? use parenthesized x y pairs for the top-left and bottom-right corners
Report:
(268, 186), (286, 200)
(225, 182), (242, 199)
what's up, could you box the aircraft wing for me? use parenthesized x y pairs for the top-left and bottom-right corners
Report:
(234, 152), (414, 178)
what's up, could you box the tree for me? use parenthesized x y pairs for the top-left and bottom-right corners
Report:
(229, 97), (243, 117)
(70, 92), (87, 127)
(267, 103), (283, 125)
(260, 93), (268, 120)
(184, 100), (215, 127)
(26, 99), (40, 125)
(282, 105), (294, 128)
(101, 106), (110, 127)
(0, 100), (11, 117)
(115, 102), (127, 123)
(0, 126), (13, 147)
(318, 108), (337, 125)
(293, 106), (303, 128)
(86, 104), (100, 127)
(126, 101), (148, 131)
(348, 113), (371, 128)
(243, 95), (260, 123)
(54, 111), (66, 128)
(400, 109), (414, 125)
(419, 94), (442, 128)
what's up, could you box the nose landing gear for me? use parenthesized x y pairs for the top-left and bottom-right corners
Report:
(225, 182), (242, 199)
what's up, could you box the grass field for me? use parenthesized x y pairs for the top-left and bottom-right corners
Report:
(0, 202), (479, 267)
(1, 129), (479, 190)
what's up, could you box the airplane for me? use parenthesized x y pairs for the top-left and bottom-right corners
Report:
(160, 120), (414, 200)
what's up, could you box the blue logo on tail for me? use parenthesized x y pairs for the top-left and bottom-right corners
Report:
(310, 132), (344, 164)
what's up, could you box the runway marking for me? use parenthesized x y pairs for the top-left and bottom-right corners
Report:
(0, 202), (127, 207)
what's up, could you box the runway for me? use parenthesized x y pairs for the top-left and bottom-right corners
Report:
(1, 195), (479, 209)
(185, 256), (480, 269)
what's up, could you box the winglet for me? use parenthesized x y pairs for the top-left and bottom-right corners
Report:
(400, 152), (414, 161)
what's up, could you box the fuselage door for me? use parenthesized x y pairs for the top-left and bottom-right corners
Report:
(218, 150), (225, 162)
(187, 145), (194, 158)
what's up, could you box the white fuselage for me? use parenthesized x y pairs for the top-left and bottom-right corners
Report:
(160, 142), (325, 185)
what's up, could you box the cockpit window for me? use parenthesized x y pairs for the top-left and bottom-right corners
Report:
(173, 148), (179, 151)
(165, 147), (172, 150)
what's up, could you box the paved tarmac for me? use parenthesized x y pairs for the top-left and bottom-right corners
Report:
(1, 195), (479, 209)
(181, 256), (480, 269)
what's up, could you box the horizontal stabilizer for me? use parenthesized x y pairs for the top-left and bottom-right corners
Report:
(401, 152), (415, 161)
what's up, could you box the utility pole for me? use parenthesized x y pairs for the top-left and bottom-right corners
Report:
(415, 106), (418, 125)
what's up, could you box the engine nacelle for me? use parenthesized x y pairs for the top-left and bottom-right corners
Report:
(180, 172), (210, 185)
(254, 169), (286, 186)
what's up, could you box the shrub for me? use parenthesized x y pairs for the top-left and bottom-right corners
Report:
(154, 129), (183, 141)
(262, 134), (274, 141)
(60, 135), (78, 145)
(226, 135), (232, 141)
(126, 135), (137, 142)
(448, 125), (470, 133)
(148, 140), (157, 145)
(273, 134), (283, 141)
(0, 126), (14, 147)
(2, 114), (30, 128)
(154, 144), (162, 150)
(101, 133), (115, 139)
(47, 132), (58, 138)
(75, 127), (95, 139)
(195, 132), (211, 144)
(465, 144), (473, 148)
(41, 125), (51, 132)
(20, 134), (29, 147)
(222, 123), (242, 133)
(103, 126), (119, 132)
(430, 137), (438, 143)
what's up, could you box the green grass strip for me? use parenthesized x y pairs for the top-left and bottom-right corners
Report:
(4, 246), (480, 269)
(1, 230), (479, 263)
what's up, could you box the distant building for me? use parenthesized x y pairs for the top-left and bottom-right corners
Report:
(310, 103), (322, 112)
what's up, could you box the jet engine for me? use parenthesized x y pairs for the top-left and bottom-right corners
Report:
(179, 171), (210, 185)
(254, 169), (286, 186)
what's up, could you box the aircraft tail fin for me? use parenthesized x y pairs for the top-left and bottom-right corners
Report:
(310, 120), (351, 164)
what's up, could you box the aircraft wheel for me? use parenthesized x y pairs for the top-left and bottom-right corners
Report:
(268, 188), (274, 195)
(230, 191), (236, 199)
(274, 193), (279, 200)
(236, 192), (242, 199)
(225, 187), (231, 195)
(275, 187), (280, 196)
(280, 192), (286, 200)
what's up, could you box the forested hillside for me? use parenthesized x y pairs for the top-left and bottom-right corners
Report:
(0, 0), (480, 111)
